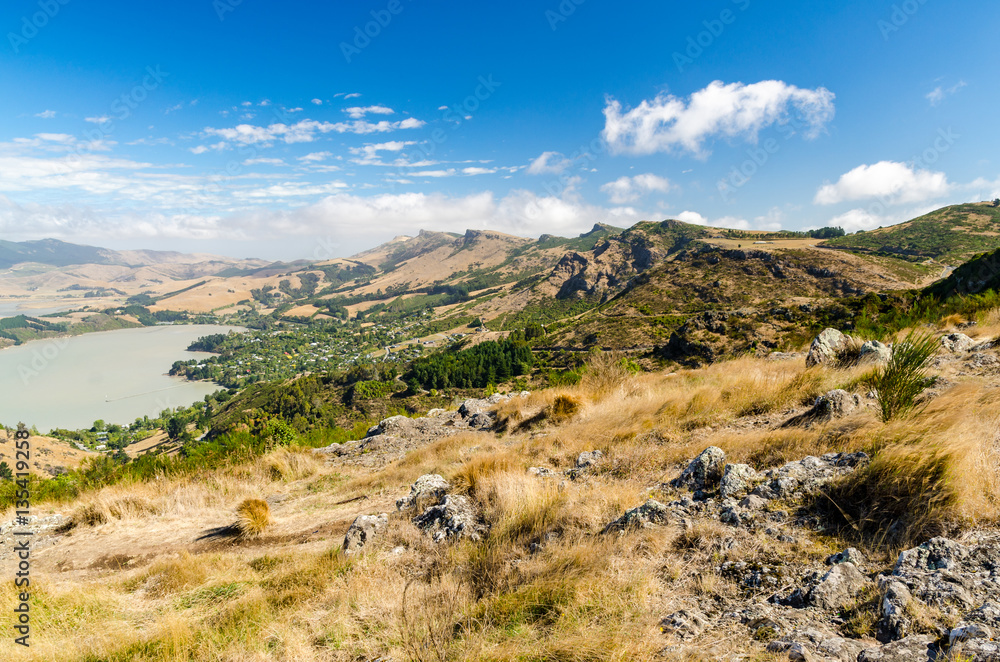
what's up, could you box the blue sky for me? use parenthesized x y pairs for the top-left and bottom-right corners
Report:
(1, 0), (998, 260)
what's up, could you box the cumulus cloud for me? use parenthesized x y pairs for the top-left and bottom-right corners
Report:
(462, 167), (497, 176)
(298, 151), (333, 163)
(201, 117), (425, 146)
(527, 151), (572, 175)
(602, 80), (835, 157)
(311, 98), (323, 105)
(675, 210), (750, 230)
(343, 105), (394, 119)
(600, 173), (673, 204)
(349, 141), (416, 166)
(35, 110), (57, 119)
(814, 161), (951, 205)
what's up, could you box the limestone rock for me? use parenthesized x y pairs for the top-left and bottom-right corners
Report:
(781, 390), (861, 428)
(857, 635), (938, 661)
(806, 328), (848, 367)
(671, 446), (726, 492)
(343, 513), (388, 553)
(575, 450), (604, 469)
(859, 340), (892, 364)
(412, 494), (485, 542)
(397, 474), (450, 512)
(720, 463), (759, 499)
(826, 548), (866, 567)
(659, 609), (710, 640)
(808, 562), (871, 611)
(941, 333), (975, 353)
(602, 499), (669, 534)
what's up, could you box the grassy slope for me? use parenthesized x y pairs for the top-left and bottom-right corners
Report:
(823, 202), (1000, 263)
(5, 326), (1000, 660)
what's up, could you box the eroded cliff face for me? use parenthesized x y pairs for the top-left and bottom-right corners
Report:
(548, 236), (678, 300)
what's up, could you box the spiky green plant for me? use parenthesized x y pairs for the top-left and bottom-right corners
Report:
(868, 331), (939, 422)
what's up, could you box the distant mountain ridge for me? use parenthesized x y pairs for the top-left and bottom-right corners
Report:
(0, 238), (266, 271)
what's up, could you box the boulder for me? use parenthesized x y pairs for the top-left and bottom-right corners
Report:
(659, 609), (710, 640)
(781, 390), (861, 428)
(857, 635), (939, 661)
(576, 450), (604, 469)
(808, 562), (871, 611)
(806, 328), (848, 367)
(412, 494), (485, 542)
(396, 474), (451, 511)
(343, 513), (388, 553)
(671, 446), (726, 492)
(859, 340), (892, 364)
(941, 333), (975, 353)
(767, 627), (867, 662)
(826, 548), (866, 567)
(719, 463), (759, 499)
(602, 499), (669, 534)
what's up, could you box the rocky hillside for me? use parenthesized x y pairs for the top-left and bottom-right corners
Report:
(823, 201), (1000, 264)
(5, 323), (1000, 661)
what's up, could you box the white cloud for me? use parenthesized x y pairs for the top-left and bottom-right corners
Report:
(35, 110), (57, 119)
(343, 105), (394, 119)
(244, 157), (287, 166)
(298, 151), (333, 163)
(412, 169), (457, 178)
(676, 210), (750, 230)
(814, 161), (951, 205)
(927, 81), (966, 106)
(600, 173), (673, 204)
(462, 167), (497, 176)
(527, 151), (572, 175)
(188, 142), (227, 155)
(85, 116), (112, 124)
(602, 80), (835, 157)
(311, 98), (323, 105)
(259, 99), (271, 107)
(349, 141), (417, 165)
(201, 117), (425, 146)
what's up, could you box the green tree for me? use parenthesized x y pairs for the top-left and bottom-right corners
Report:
(92, 419), (106, 432)
(0, 461), (13, 481)
(166, 416), (185, 440)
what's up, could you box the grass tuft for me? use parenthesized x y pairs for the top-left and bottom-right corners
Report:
(235, 498), (272, 538)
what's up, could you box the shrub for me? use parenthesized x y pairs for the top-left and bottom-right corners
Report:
(235, 498), (271, 538)
(867, 331), (939, 422)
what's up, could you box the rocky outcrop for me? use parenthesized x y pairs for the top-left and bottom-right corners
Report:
(671, 446), (727, 492)
(781, 390), (862, 428)
(719, 463), (759, 499)
(750, 453), (869, 501)
(412, 494), (486, 542)
(941, 333), (975, 353)
(602, 499), (669, 534)
(807, 329), (849, 367)
(396, 474), (450, 512)
(343, 513), (388, 553)
(859, 340), (892, 364)
(317, 392), (528, 468)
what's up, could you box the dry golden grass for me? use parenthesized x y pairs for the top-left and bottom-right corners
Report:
(71, 489), (161, 527)
(6, 348), (1000, 661)
(235, 498), (271, 538)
